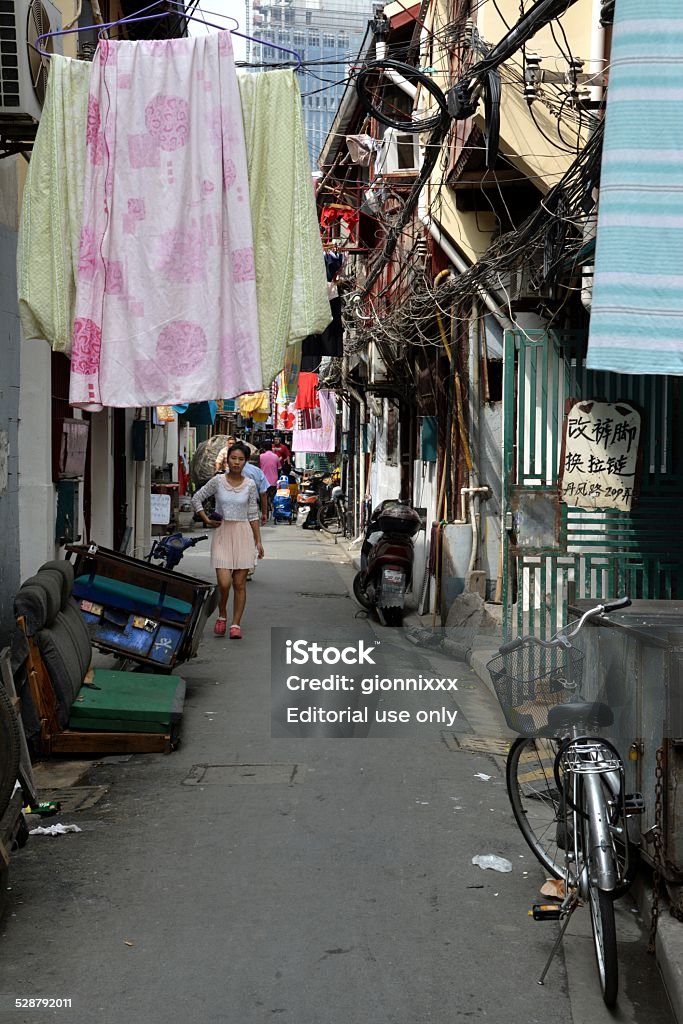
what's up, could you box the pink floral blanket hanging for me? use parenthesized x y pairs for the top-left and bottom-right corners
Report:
(69, 32), (262, 410)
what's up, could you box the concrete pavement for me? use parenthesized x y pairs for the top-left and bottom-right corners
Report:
(0, 526), (674, 1024)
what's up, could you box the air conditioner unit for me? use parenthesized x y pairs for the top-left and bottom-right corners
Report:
(0, 0), (63, 134)
(375, 128), (420, 175)
(509, 263), (554, 306)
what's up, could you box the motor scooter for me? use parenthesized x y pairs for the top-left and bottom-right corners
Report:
(295, 472), (331, 530)
(146, 532), (208, 571)
(352, 500), (421, 626)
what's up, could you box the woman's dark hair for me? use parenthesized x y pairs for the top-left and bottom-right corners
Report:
(233, 442), (251, 459)
(261, 441), (272, 452)
(227, 442), (247, 462)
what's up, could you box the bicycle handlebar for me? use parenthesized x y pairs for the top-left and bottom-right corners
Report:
(498, 597), (632, 654)
(600, 596), (632, 614)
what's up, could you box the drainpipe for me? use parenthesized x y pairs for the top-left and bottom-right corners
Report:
(461, 487), (491, 581)
(419, 212), (513, 331)
(375, 39), (418, 99)
(343, 353), (367, 541)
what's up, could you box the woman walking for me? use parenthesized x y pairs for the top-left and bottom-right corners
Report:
(191, 443), (264, 638)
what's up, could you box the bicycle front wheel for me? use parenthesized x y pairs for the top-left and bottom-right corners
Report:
(318, 501), (344, 536)
(354, 59), (450, 133)
(506, 736), (563, 879)
(588, 875), (619, 1007)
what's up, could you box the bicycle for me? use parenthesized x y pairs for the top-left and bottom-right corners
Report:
(318, 487), (347, 538)
(487, 597), (643, 1007)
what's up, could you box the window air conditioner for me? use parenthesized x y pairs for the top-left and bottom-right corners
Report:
(375, 127), (420, 175)
(0, 0), (63, 129)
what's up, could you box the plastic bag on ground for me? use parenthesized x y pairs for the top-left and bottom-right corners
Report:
(471, 854), (513, 873)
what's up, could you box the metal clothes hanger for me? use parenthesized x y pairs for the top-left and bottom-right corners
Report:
(163, 0), (301, 68)
(34, 0), (303, 70)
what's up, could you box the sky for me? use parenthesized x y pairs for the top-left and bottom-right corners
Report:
(188, 0), (249, 61)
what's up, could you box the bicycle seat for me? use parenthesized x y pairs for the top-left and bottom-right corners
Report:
(547, 700), (614, 732)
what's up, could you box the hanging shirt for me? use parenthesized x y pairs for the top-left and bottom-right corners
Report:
(295, 372), (319, 411)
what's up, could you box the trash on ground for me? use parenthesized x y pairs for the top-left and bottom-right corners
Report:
(25, 801), (60, 816)
(540, 879), (566, 899)
(473, 772), (492, 781)
(29, 823), (83, 836)
(471, 854), (512, 873)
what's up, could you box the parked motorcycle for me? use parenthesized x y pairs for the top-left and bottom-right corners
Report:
(352, 500), (421, 626)
(295, 472), (332, 530)
(146, 532), (208, 571)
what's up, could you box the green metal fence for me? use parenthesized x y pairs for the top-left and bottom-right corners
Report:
(502, 330), (683, 639)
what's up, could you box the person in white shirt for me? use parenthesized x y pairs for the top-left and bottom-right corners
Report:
(192, 443), (264, 638)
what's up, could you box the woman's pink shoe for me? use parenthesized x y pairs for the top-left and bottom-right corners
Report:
(229, 625), (242, 639)
(214, 618), (227, 636)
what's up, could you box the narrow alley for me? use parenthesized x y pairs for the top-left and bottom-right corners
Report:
(1, 529), (673, 1024)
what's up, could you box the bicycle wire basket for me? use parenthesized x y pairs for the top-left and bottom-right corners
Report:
(486, 638), (585, 736)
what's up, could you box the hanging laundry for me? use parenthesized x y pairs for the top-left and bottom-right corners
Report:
(237, 70), (330, 388)
(301, 297), (344, 372)
(215, 399), (236, 414)
(297, 407), (323, 430)
(239, 390), (270, 421)
(69, 32), (262, 411)
(292, 390), (337, 453)
(274, 402), (296, 431)
(277, 340), (302, 404)
(295, 372), (319, 410)
(587, 0), (683, 374)
(17, 56), (91, 355)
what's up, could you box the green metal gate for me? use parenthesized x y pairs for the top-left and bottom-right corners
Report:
(502, 330), (683, 640)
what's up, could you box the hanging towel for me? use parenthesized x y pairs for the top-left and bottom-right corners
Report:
(17, 56), (91, 355)
(587, 0), (683, 374)
(237, 70), (330, 389)
(69, 32), (262, 411)
(292, 390), (337, 453)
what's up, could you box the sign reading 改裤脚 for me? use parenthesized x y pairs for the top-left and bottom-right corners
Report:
(560, 400), (640, 512)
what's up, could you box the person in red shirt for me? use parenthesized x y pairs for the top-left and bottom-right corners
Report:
(271, 434), (291, 472)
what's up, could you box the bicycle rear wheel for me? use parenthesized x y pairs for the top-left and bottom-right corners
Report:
(354, 59), (450, 132)
(319, 501), (344, 536)
(506, 736), (563, 878)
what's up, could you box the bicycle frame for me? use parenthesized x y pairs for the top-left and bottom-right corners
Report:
(495, 596), (634, 1006)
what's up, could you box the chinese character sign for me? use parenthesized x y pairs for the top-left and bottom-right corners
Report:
(559, 400), (641, 512)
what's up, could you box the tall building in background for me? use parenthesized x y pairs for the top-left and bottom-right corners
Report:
(250, 0), (374, 165)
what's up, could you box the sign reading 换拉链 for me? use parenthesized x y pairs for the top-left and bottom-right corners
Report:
(559, 400), (641, 512)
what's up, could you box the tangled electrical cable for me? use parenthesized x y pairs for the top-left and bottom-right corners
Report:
(346, 121), (603, 353)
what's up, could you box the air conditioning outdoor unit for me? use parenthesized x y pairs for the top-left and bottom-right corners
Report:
(0, 0), (62, 135)
(375, 127), (420, 175)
